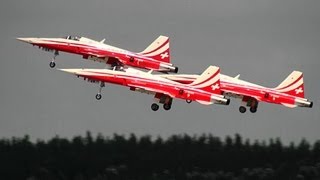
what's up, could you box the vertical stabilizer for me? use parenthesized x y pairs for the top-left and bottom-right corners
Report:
(189, 66), (221, 95)
(139, 35), (170, 63)
(274, 71), (305, 98)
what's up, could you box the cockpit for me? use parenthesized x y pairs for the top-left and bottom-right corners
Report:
(64, 35), (81, 41)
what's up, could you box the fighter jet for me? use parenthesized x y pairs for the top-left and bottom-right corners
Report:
(17, 35), (178, 73)
(59, 66), (230, 111)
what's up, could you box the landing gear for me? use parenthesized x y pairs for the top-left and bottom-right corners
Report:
(249, 99), (258, 113)
(111, 62), (118, 67)
(111, 62), (123, 71)
(239, 106), (258, 113)
(250, 107), (257, 113)
(239, 97), (259, 113)
(49, 61), (56, 68)
(96, 93), (102, 100)
(239, 106), (246, 113)
(49, 50), (59, 68)
(151, 103), (159, 111)
(152, 94), (173, 111)
(163, 103), (171, 111)
(95, 82), (105, 100)
(186, 99), (192, 104)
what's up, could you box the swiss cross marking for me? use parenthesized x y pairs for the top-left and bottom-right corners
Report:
(211, 83), (220, 91)
(295, 87), (303, 94)
(160, 52), (169, 59)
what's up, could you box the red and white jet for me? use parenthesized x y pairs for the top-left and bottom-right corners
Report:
(58, 66), (230, 111)
(159, 71), (313, 113)
(17, 35), (178, 73)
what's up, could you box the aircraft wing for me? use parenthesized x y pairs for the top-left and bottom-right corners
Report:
(223, 89), (263, 102)
(83, 50), (126, 66)
(127, 83), (177, 98)
(84, 50), (113, 58)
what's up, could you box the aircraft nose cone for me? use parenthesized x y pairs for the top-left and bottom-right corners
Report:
(16, 38), (36, 44)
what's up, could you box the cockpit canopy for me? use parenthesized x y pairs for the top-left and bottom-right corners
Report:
(63, 36), (100, 44)
(64, 35), (81, 41)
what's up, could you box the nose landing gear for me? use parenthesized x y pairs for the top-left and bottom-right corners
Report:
(49, 61), (56, 68)
(49, 50), (59, 68)
(95, 82), (105, 100)
(95, 93), (102, 100)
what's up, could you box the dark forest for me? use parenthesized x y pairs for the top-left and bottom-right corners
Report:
(1, 132), (320, 180)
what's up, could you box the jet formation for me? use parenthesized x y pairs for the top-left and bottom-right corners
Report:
(17, 35), (313, 113)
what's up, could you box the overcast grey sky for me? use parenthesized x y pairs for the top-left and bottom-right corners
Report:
(0, 0), (319, 144)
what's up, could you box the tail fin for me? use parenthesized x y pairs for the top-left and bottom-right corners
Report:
(274, 71), (305, 98)
(189, 66), (221, 94)
(139, 35), (170, 63)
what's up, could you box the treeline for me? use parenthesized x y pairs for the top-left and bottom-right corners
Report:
(1, 133), (320, 180)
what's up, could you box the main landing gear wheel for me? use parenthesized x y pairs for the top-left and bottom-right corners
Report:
(250, 107), (257, 113)
(186, 100), (192, 104)
(151, 103), (159, 111)
(239, 106), (246, 113)
(49, 61), (56, 68)
(163, 103), (171, 111)
(96, 93), (102, 100)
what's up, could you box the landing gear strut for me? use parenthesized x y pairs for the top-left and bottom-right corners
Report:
(49, 50), (59, 68)
(95, 82), (105, 100)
